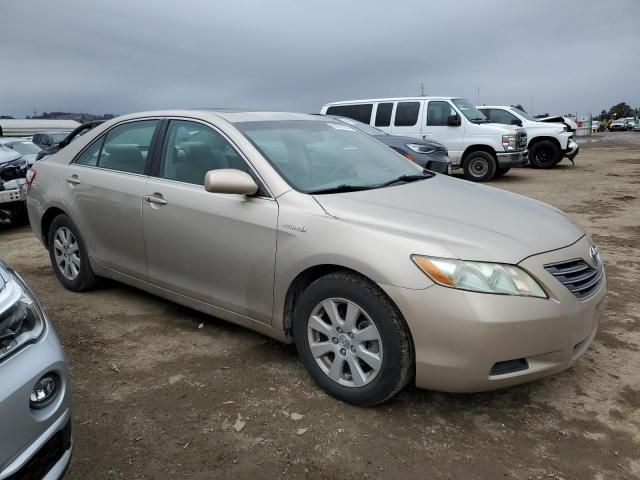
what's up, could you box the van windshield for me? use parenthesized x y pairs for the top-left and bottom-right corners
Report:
(238, 120), (425, 193)
(452, 98), (490, 123)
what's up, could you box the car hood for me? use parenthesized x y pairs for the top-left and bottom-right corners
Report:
(0, 149), (22, 165)
(313, 175), (584, 264)
(523, 122), (565, 134)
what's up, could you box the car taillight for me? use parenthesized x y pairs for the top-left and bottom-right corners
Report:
(26, 168), (37, 189)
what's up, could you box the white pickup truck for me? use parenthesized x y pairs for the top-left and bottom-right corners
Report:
(0, 147), (28, 224)
(321, 97), (528, 182)
(477, 106), (579, 168)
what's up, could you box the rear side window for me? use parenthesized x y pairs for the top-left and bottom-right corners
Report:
(75, 137), (105, 167)
(375, 103), (393, 127)
(97, 120), (159, 174)
(394, 102), (420, 127)
(325, 104), (373, 124)
(427, 101), (456, 126)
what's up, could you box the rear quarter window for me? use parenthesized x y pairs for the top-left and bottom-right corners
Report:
(325, 104), (373, 125)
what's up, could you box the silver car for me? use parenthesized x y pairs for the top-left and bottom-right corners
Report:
(0, 260), (72, 479)
(26, 110), (606, 405)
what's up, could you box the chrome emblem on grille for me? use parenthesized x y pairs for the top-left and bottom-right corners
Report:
(589, 245), (601, 266)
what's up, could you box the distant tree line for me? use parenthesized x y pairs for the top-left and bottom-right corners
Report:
(24, 112), (116, 123)
(596, 102), (637, 121)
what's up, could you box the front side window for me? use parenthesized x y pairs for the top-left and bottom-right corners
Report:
(97, 120), (159, 174)
(375, 103), (393, 127)
(238, 120), (421, 193)
(488, 109), (519, 125)
(159, 120), (249, 185)
(325, 104), (373, 124)
(426, 101), (457, 126)
(394, 102), (420, 127)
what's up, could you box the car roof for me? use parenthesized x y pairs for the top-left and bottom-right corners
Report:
(323, 96), (460, 106)
(109, 109), (323, 124)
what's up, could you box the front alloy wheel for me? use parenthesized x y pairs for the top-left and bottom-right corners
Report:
(293, 272), (412, 406)
(307, 298), (383, 387)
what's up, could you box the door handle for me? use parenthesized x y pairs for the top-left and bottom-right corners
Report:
(65, 175), (80, 185)
(144, 194), (168, 205)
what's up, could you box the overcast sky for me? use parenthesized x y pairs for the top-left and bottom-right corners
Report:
(1, 0), (638, 118)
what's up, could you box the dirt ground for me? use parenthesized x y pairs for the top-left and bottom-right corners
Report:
(1, 132), (639, 479)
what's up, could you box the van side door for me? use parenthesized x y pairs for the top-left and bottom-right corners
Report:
(389, 100), (423, 138)
(422, 100), (465, 166)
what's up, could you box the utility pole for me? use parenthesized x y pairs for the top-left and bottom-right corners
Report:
(418, 82), (425, 96)
(477, 87), (480, 105)
(530, 96), (534, 116)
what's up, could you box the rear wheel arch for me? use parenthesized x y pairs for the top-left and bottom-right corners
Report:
(41, 207), (68, 247)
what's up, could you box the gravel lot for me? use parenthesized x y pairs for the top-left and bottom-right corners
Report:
(1, 132), (639, 479)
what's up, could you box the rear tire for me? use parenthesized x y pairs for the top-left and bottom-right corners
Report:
(47, 214), (98, 291)
(495, 167), (511, 177)
(463, 151), (497, 182)
(529, 140), (561, 168)
(293, 272), (413, 406)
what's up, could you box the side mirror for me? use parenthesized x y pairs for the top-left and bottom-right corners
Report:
(511, 119), (523, 127)
(446, 114), (461, 127)
(204, 169), (258, 196)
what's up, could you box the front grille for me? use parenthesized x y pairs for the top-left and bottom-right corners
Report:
(7, 420), (71, 480)
(544, 258), (604, 300)
(516, 131), (528, 149)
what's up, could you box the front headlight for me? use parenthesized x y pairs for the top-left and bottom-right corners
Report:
(406, 143), (436, 154)
(411, 255), (547, 298)
(501, 134), (517, 151)
(0, 270), (46, 361)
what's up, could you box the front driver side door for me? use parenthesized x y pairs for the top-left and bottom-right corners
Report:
(142, 119), (278, 324)
(421, 100), (465, 165)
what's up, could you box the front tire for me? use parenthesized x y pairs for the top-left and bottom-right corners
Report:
(293, 272), (412, 406)
(529, 140), (561, 168)
(47, 214), (98, 291)
(463, 151), (497, 182)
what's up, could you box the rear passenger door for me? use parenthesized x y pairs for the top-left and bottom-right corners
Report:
(142, 119), (278, 324)
(390, 100), (423, 138)
(60, 119), (160, 280)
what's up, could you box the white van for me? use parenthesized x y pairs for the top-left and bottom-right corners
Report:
(321, 97), (527, 182)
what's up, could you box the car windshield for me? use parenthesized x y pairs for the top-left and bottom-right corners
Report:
(7, 141), (41, 155)
(238, 120), (424, 193)
(452, 98), (490, 123)
(51, 133), (68, 143)
(511, 107), (536, 121)
(328, 116), (388, 136)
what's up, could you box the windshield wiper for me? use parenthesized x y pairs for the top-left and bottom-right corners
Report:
(376, 172), (434, 188)
(307, 184), (377, 195)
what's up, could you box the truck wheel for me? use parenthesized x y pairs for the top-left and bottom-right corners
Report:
(47, 214), (98, 291)
(495, 167), (511, 177)
(463, 151), (496, 182)
(529, 140), (561, 168)
(293, 271), (413, 406)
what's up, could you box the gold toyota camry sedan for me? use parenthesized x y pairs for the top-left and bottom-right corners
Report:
(26, 110), (606, 405)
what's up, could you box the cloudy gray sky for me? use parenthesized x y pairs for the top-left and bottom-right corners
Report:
(1, 0), (638, 118)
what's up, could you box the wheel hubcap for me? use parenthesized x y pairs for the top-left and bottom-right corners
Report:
(470, 159), (488, 176)
(53, 227), (80, 280)
(307, 298), (383, 387)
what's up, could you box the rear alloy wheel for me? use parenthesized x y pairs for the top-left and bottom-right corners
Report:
(48, 214), (98, 291)
(463, 151), (497, 182)
(529, 140), (561, 168)
(293, 272), (412, 406)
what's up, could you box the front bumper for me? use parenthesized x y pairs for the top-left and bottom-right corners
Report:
(565, 140), (579, 161)
(0, 185), (26, 206)
(381, 235), (606, 393)
(495, 150), (528, 168)
(0, 322), (72, 479)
